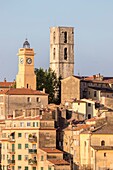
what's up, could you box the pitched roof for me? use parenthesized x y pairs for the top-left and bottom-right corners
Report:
(0, 88), (48, 95)
(92, 124), (113, 134)
(40, 148), (62, 153)
(48, 159), (70, 165)
(91, 146), (113, 150)
(0, 81), (14, 88)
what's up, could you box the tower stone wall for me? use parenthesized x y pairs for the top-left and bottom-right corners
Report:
(50, 27), (74, 79)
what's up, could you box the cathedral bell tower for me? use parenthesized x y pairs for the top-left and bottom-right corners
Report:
(50, 26), (74, 79)
(16, 39), (36, 90)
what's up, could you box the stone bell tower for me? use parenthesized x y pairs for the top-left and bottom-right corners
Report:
(50, 26), (74, 79)
(16, 39), (36, 90)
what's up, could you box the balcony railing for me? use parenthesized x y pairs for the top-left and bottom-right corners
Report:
(28, 136), (37, 143)
(8, 138), (15, 142)
(28, 159), (37, 165)
(8, 159), (15, 164)
(8, 149), (15, 153)
(29, 149), (37, 154)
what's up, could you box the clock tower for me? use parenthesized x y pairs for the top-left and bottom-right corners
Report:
(16, 39), (36, 90)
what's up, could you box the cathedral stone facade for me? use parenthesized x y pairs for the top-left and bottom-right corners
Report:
(50, 27), (74, 79)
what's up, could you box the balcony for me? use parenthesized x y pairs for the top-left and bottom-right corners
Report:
(8, 138), (15, 142)
(8, 149), (15, 154)
(8, 159), (15, 164)
(28, 159), (37, 165)
(28, 136), (37, 143)
(29, 149), (37, 154)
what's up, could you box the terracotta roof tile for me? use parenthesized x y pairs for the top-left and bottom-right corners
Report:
(0, 88), (48, 95)
(40, 148), (62, 153)
(0, 82), (14, 88)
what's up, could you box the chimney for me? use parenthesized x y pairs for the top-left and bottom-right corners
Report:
(4, 78), (6, 82)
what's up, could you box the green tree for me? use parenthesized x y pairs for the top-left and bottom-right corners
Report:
(35, 68), (61, 104)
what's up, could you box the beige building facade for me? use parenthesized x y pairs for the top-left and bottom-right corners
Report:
(0, 114), (70, 170)
(50, 27), (74, 79)
(0, 88), (48, 119)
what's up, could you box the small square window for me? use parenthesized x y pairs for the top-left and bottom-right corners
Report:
(18, 155), (22, 160)
(41, 167), (43, 170)
(18, 144), (22, 149)
(41, 155), (44, 161)
(25, 166), (28, 170)
(27, 97), (31, 102)
(27, 122), (31, 127)
(104, 153), (106, 157)
(88, 103), (91, 107)
(33, 167), (36, 170)
(18, 133), (22, 138)
(25, 155), (28, 161)
(18, 166), (21, 170)
(25, 144), (29, 149)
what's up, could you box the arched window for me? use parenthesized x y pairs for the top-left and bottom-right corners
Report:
(64, 48), (67, 60)
(101, 140), (105, 146)
(64, 32), (67, 43)
(53, 48), (56, 60)
(53, 31), (55, 43)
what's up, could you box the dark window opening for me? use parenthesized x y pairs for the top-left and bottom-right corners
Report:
(88, 114), (91, 119)
(53, 48), (55, 60)
(88, 103), (91, 107)
(101, 140), (105, 146)
(94, 91), (97, 97)
(64, 48), (67, 60)
(27, 84), (28, 88)
(64, 32), (67, 43)
(104, 153), (106, 157)
(53, 31), (55, 43)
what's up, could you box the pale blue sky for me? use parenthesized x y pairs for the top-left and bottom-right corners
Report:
(0, 0), (113, 81)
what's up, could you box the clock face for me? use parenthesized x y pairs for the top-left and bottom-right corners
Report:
(26, 58), (32, 64)
(20, 58), (24, 64)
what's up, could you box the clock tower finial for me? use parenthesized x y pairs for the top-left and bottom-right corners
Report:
(23, 38), (30, 49)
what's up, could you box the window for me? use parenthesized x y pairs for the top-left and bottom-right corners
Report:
(25, 144), (29, 149)
(104, 153), (106, 157)
(101, 140), (105, 146)
(88, 103), (91, 107)
(94, 91), (97, 97)
(33, 168), (36, 170)
(25, 155), (28, 161)
(27, 84), (29, 88)
(37, 97), (40, 102)
(41, 168), (43, 170)
(18, 133), (22, 138)
(27, 97), (31, 103)
(53, 48), (55, 60)
(64, 31), (67, 43)
(64, 48), (67, 60)
(20, 122), (24, 127)
(41, 155), (44, 161)
(18, 155), (22, 160)
(84, 141), (86, 147)
(18, 166), (21, 170)
(32, 144), (36, 149)
(25, 167), (28, 170)
(25, 133), (28, 139)
(48, 167), (51, 170)
(12, 166), (15, 170)
(33, 122), (38, 127)
(18, 144), (22, 149)
(53, 31), (55, 43)
(27, 122), (31, 127)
